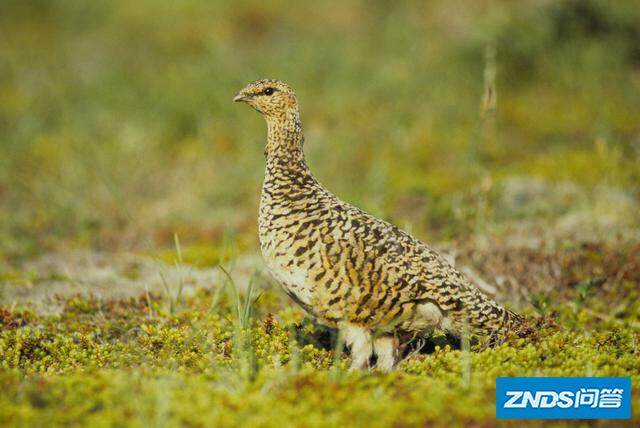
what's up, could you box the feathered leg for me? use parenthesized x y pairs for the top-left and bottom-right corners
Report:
(343, 324), (373, 370)
(374, 334), (399, 371)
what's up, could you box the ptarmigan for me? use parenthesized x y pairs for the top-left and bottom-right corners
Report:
(234, 79), (521, 371)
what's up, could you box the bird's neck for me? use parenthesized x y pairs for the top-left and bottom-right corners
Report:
(265, 109), (305, 164)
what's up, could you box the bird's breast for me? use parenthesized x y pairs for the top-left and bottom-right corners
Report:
(258, 189), (318, 309)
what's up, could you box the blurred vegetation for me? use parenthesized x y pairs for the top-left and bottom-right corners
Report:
(1, 0), (639, 263)
(1, 2), (640, 425)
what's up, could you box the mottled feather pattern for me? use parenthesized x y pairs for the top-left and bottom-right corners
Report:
(235, 79), (521, 370)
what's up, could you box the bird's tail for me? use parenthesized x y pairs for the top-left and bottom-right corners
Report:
(448, 285), (523, 336)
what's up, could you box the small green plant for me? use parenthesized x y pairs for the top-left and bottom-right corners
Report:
(329, 329), (346, 380)
(530, 292), (551, 315)
(574, 277), (606, 307)
(158, 233), (187, 314)
(218, 265), (261, 383)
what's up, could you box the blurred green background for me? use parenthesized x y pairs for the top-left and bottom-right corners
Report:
(1, 0), (639, 262)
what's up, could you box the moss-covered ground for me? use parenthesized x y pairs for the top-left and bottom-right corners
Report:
(1, 238), (639, 427)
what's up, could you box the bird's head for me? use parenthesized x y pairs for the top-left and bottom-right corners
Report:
(233, 79), (298, 119)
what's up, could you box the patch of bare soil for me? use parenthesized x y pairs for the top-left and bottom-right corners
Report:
(1, 251), (261, 314)
(454, 233), (640, 309)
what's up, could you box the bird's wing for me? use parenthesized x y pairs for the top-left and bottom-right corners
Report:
(338, 202), (517, 332)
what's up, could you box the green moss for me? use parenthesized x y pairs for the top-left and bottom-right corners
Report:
(0, 281), (638, 427)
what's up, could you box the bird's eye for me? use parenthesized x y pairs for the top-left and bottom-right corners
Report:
(263, 87), (275, 96)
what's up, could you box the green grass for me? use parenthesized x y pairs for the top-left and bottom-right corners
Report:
(1, 0), (640, 426)
(1, 0), (639, 260)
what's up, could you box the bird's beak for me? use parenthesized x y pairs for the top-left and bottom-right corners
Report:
(233, 93), (248, 103)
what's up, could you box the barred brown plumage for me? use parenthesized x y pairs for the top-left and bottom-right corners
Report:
(234, 79), (522, 370)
